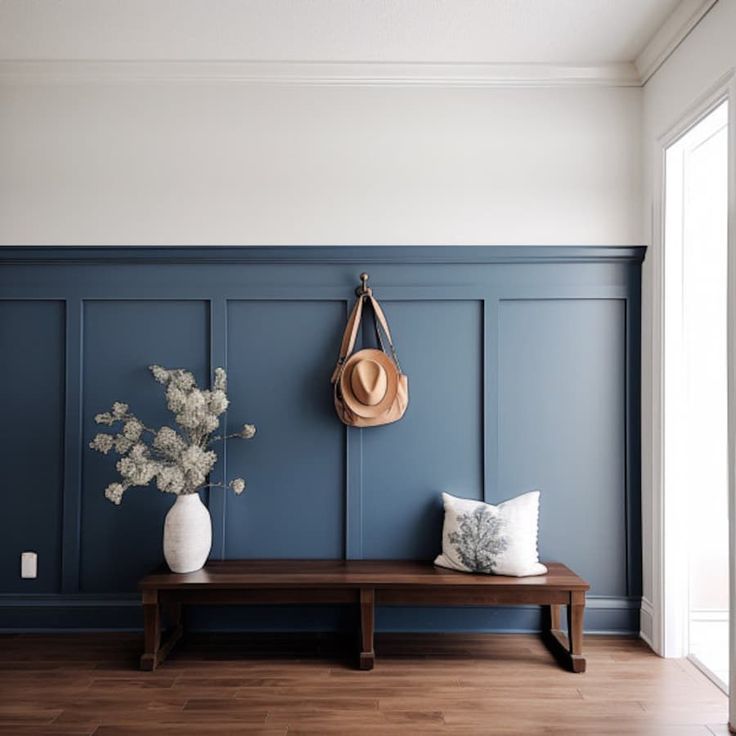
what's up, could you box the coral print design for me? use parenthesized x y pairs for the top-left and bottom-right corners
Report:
(449, 507), (509, 573)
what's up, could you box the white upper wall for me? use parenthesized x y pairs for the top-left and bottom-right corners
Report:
(0, 82), (642, 246)
(0, 0), (657, 246)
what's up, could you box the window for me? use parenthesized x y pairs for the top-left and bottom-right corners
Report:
(664, 99), (729, 691)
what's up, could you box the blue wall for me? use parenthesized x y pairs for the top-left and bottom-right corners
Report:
(0, 246), (644, 632)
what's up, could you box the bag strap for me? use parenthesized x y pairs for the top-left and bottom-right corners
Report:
(331, 293), (402, 383)
(366, 296), (402, 374)
(368, 296), (392, 343)
(331, 296), (365, 383)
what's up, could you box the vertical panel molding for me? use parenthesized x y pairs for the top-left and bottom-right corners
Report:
(346, 427), (363, 559)
(209, 298), (227, 560)
(625, 271), (643, 598)
(61, 299), (83, 593)
(342, 297), (364, 560)
(484, 296), (498, 503)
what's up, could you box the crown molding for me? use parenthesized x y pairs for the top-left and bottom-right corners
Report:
(0, 3), (720, 90)
(636, 0), (719, 85)
(0, 60), (642, 88)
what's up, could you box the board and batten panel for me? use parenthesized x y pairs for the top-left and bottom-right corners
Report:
(362, 300), (483, 559)
(80, 300), (210, 593)
(498, 298), (627, 596)
(0, 301), (65, 593)
(224, 300), (345, 558)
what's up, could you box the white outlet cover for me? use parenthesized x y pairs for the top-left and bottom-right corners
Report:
(21, 551), (37, 579)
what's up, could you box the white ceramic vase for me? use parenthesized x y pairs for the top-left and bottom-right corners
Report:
(163, 493), (212, 574)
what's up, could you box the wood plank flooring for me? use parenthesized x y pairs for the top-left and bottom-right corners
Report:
(0, 632), (728, 735)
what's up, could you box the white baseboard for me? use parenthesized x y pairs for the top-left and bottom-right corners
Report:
(640, 596), (657, 653)
(687, 653), (728, 694)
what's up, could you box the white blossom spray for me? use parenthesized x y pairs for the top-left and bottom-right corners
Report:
(90, 366), (255, 505)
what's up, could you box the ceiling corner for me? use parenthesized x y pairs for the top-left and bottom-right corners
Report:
(635, 0), (719, 85)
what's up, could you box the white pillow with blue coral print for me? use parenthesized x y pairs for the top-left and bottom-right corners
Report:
(434, 491), (547, 577)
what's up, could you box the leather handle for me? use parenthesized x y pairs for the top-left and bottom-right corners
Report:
(368, 296), (402, 373)
(331, 293), (401, 383)
(331, 297), (364, 383)
(368, 296), (393, 344)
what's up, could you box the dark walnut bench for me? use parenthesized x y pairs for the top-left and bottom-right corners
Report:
(139, 560), (589, 673)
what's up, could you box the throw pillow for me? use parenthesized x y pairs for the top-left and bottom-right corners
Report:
(434, 491), (547, 577)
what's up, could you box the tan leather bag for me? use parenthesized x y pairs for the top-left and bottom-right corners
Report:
(330, 291), (408, 427)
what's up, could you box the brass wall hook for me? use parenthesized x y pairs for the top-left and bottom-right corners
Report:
(355, 272), (370, 297)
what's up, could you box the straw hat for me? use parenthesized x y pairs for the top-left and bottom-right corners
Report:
(339, 349), (399, 418)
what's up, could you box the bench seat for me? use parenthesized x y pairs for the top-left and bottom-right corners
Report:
(139, 560), (589, 673)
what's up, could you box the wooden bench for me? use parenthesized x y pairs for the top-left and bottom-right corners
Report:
(139, 560), (589, 673)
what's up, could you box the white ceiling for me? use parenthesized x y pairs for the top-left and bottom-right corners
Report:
(0, 0), (684, 64)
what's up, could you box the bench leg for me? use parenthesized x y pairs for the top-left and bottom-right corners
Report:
(567, 593), (586, 673)
(141, 590), (161, 671)
(359, 588), (375, 671)
(540, 594), (586, 673)
(161, 597), (184, 661)
(549, 603), (561, 632)
(141, 592), (183, 671)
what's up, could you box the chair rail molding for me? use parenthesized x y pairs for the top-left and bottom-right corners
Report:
(0, 245), (646, 265)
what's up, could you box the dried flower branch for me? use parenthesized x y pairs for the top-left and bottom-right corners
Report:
(90, 366), (255, 505)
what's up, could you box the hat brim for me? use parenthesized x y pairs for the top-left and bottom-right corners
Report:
(340, 349), (399, 418)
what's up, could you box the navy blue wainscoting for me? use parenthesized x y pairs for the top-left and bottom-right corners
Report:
(0, 246), (644, 633)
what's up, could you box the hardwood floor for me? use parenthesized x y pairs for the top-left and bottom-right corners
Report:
(0, 632), (728, 735)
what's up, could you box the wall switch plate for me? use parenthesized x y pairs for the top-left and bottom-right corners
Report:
(21, 551), (37, 579)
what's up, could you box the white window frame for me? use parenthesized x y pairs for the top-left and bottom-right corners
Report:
(647, 69), (736, 729)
